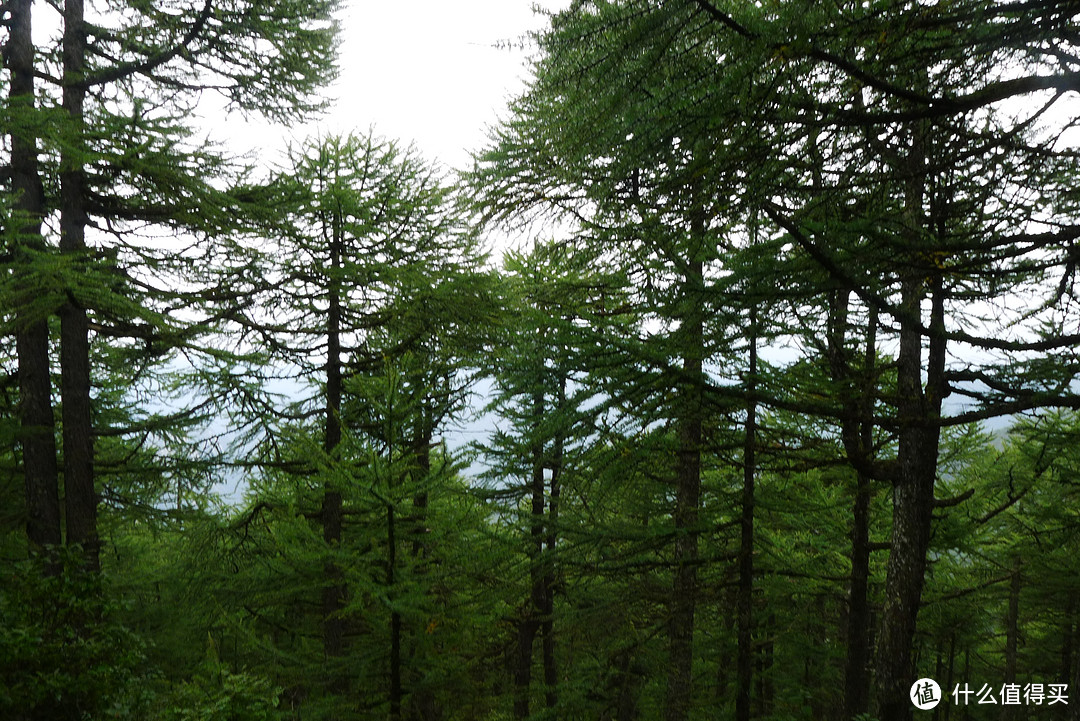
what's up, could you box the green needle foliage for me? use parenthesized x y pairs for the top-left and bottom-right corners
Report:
(4, 2), (1080, 721)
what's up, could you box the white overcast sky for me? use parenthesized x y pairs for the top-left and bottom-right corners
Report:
(217, 1), (566, 172)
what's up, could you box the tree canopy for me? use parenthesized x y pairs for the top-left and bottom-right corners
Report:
(3, 2), (1080, 721)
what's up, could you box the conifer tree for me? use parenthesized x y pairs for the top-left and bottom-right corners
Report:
(3, 0), (340, 570)
(476, 3), (1080, 720)
(2, 0), (338, 714)
(477, 242), (610, 718)
(472, 7), (762, 717)
(227, 130), (486, 716)
(7, 0), (61, 559)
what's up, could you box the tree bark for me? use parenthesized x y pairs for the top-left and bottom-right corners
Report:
(873, 278), (943, 721)
(513, 615), (538, 720)
(60, 0), (100, 574)
(10, 0), (62, 557)
(873, 107), (949, 721)
(322, 211), (345, 701)
(665, 253), (704, 721)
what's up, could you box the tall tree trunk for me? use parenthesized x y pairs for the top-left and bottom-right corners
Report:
(406, 413), (436, 721)
(873, 116), (946, 721)
(845, 478), (873, 715)
(407, 407), (443, 721)
(10, 0), (61, 557)
(389, 503), (402, 721)
(873, 278), (943, 721)
(884, 281), (947, 721)
(665, 253), (704, 721)
(515, 387), (549, 720)
(542, 375), (565, 715)
(541, 541), (558, 715)
(844, 305), (878, 719)
(513, 616), (539, 720)
(322, 216), (345, 701)
(736, 308), (757, 721)
(61, 0), (99, 574)
(410, 408), (432, 557)
(759, 613), (775, 717)
(386, 377), (401, 720)
(815, 122), (878, 720)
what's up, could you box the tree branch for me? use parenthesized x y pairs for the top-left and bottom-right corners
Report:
(79, 0), (213, 89)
